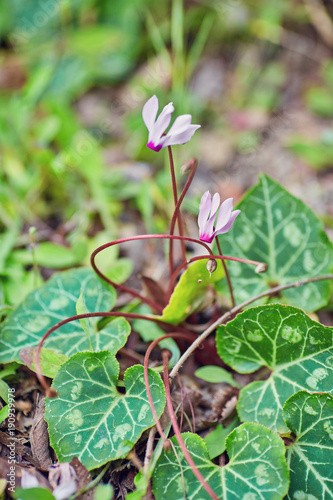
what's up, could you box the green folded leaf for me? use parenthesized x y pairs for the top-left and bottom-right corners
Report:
(45, 351), (166, 470)
(158, 260), (224, 324)
(217, 174), (333, 311)
(283, 391), (333, 499)
(0, 268), (117, 363)
(217, 304), (333, 432)
(152, 424), (289, 499)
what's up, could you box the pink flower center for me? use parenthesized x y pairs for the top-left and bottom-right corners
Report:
(147, 141), (162, 152)
(199, 233), (214, 244)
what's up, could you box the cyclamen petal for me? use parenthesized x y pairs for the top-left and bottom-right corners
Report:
(198, 191), (212, 232)
(214, 209), (241, 236)
(142, 95), (159, 130)
(202, 216), (216, 243)
(142, 95), (200, 152)
(198, 191), (240, 243)
(210, 193), (221, 218)
(215, 197), (234, 230)
(166, 114), (193, 135)
(162, 125), (201, 148)
(150, 102), (174, 143)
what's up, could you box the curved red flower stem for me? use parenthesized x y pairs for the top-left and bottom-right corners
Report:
(167, 148), (186, 265)
(165, 253), (266, 304)
(90, 234), (212, 312)
(143, 332), (195, 444)
(35, 312), (193, 397)
(167, 146), (187, 271)
(215, 237), (235, 308)
(168, 158), (197, 278)
(162, 351), (219, 500)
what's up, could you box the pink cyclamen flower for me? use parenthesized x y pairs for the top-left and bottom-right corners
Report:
(198, 191), (241, 243)
(142, 95), (201, 152)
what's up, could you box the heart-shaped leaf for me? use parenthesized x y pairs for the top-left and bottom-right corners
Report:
(216, 304), (333, 432)
(217, 174), (333, 311)
(283, 391), (333, 499)
(152, 424), (289, 499)
(45, 351), (166, 470)
(0, 268), (123, 364)
(159, 260), (224, 325)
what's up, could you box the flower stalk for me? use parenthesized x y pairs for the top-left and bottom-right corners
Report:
(215, 237), (235, 308)
(162, 350), (219, 500)
(168, 156), (197, 277)
(168, 146), (187, 271)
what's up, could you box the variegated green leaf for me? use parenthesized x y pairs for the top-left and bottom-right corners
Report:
(217, 304), (333, 432)
(283, 391), (333, 499)
(217, 174), (333, 311)
(0, 268), (127, 363)
(46, 351), (165, 470)
(152, 424), (289, 499)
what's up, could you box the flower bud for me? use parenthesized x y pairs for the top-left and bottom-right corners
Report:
(206, 258), (217, 276)
(181, 157), (197, 174)
(255, 263), (268, 274)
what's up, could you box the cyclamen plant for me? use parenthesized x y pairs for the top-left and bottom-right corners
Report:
(0, 96), (332, 500)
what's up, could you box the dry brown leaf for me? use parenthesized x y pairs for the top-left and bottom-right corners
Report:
(140, 275), (166, 308)
(212, 386), (239, 424)
(70, 456), (96, 500)
(0, 430), (40, 468)
(30, 398), (52, 471)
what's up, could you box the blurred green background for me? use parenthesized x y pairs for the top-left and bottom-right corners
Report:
(0, 0), (332, 307)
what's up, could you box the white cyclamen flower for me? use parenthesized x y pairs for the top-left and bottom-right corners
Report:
(142, 95), (200, 152)
(198, 191), (241, 243)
